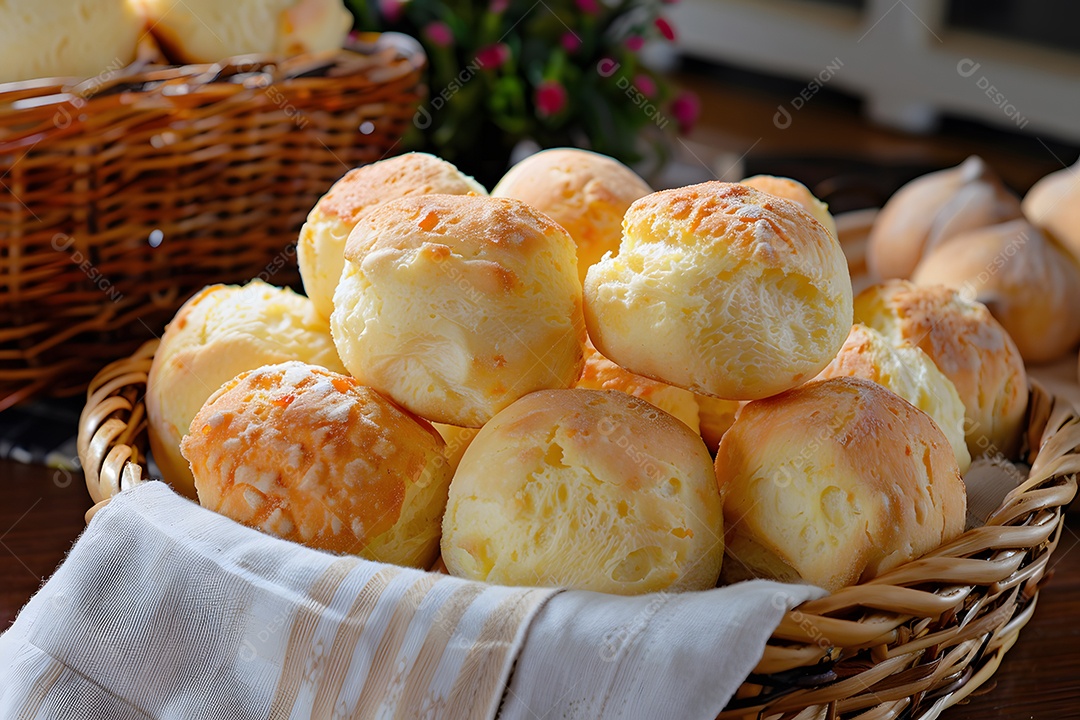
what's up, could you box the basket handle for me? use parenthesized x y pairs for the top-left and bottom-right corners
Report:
(78, 340), (158, 523)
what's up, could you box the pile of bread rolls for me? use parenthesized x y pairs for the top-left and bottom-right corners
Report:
(0, 0), (352, 84)
(147, 147), (1057, 597)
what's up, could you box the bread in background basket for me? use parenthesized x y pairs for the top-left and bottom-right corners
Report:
(0, 0), (144, 84)
(0, 0), (354, 85)
(138, 0), (352, 64)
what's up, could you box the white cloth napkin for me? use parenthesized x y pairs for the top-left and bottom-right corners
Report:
(0, 483), (556, 720)
(0, 482), (824, 720)
(501, 580), (825, 720)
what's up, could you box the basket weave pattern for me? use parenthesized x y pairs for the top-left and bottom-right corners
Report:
(0, 35), (424, 411)
(77, 339), (1080, 720)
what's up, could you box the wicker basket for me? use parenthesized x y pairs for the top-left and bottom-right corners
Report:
(77, 337), (1080, 719)
(0, 34), (425, 412)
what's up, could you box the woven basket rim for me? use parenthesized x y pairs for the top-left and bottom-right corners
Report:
(75, 339), (1080, 719)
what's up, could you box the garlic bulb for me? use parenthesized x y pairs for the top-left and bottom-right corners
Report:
(1022, 161), (1080, 264)
(912, 219), (1080, 364)
(868, 156), (1022, 280)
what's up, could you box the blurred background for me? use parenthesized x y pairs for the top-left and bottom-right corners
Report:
(347, 0), (1080, 202)
(665, 0), (1080, 208)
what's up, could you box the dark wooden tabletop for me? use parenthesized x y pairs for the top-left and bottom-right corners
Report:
(2, 456), (1078, 718)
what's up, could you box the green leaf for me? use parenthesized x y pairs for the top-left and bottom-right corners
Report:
(489, 77), (529, 134)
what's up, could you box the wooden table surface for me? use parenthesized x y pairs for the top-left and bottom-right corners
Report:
(2, 457), (1078, 718)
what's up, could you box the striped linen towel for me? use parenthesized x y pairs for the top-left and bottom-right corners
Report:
(0, 481), (824, 720)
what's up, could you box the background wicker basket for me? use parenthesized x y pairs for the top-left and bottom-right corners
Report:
(0, 33), (425, 412)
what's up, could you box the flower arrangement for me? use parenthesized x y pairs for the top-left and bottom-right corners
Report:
(348, 0), (698, 184)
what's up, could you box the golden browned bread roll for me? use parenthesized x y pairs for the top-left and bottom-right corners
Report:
(695, 395), (741, 454)
(431, 423), (479, 476)
(491, 148), (652, 284)
(181, 362), (451, 567)
(441, 389), (723, 594)
(299, 153), (486, 319)
(717, 377), (966, 592)
(575, 338), (700, 433)
(0, 0), (143, 84)
(147, 281), (345, 498)
(138, 0), (351, 63)
(815, 323), (971, 472)
(740, 175), (837, 239)
(331, 194), (586, 427)
(854, 281), (1028, 459)
(867, 156), (1022, 280)
(1023, 161), (1080, 262)
(912, 219), (1080, 363)
(584, 182), (853, 400)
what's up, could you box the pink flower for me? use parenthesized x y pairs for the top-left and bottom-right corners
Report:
(379, 0), (405, 23)
(561, 32), (582, 53)
(476, 43), (511, 68)
(635, 74), (657, 98)
(575, 0), (601, 15)
(655, 17), (676, 41)
(423, 21), (454, 48)
(536, 80), (568, 117)
(490, 0), (510, 12)
(625, 35), (644, 52)
(671, 91), (700, 134)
